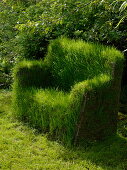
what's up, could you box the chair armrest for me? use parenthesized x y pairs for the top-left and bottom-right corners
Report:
(69, 74), (121, 143)
(13, 60), (52, 88)
(70, 74), (111, 107)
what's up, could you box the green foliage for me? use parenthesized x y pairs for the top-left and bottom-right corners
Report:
(118, 112), (127, 137)
(81, 0), (127, 52)
(12, 38), (124, 145)
(0, 1), (24, 87)
(0, 60), (12, 88)
(14, 0), (63, 60)
(15, 33), (49, 60)
(1, 0), (127, 88)
(14, 0), (127, 53)
(2, 0), (37, 7)
(0, 0), (43, 87)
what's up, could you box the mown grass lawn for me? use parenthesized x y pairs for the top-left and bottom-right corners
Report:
(0, 90), (127, 170)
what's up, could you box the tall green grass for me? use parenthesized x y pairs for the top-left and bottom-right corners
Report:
(12, 37), (124, 145)
(46, 37), (123, 91)
(13, 75), (111, 145)
(13, 60), (52, 88)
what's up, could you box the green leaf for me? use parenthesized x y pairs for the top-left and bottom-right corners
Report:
(119, 1), (127, 12)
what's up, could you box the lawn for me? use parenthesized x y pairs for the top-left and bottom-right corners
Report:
(0, 90), (127, 170)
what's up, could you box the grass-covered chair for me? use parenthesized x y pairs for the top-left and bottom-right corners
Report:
(13, 37), (124, 145)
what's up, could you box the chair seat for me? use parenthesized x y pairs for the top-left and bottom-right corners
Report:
(34, 88), (70, 115)
(32, 88), (70, 135)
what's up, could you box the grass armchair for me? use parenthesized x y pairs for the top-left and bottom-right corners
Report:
(13, 37), (124, 145)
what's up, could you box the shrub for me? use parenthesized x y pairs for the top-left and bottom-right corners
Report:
(14, 0), (127, 57)
(1, 0), (127, 90)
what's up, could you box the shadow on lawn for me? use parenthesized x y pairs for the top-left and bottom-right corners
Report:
(59, 134), (127, 169)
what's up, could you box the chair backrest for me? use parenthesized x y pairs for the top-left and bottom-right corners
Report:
(45, 37), (123, 91)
